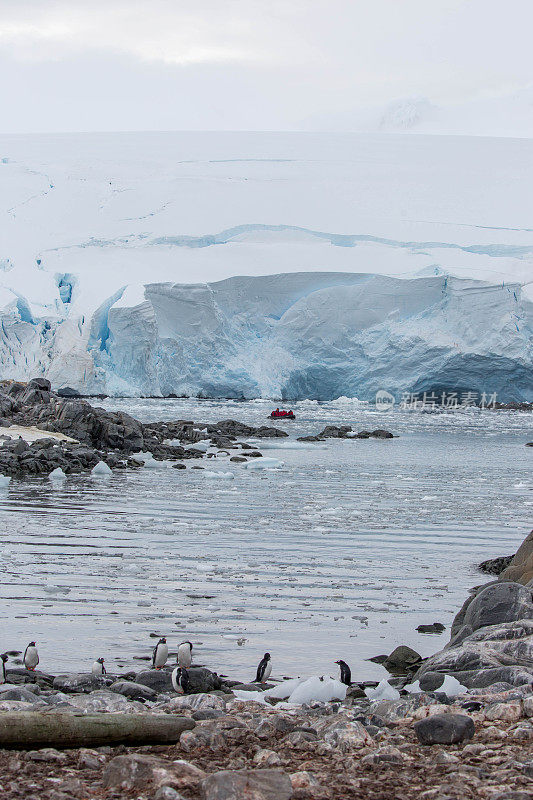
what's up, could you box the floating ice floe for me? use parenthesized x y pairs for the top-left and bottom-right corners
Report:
(91, 460), (112, 477)
(365, 679), (400, 701)
(190, 441), (211, 452)
(258, 440), (326, 450)
(203, 470), (234, 480)
(130, 452), (171, 469)
(49, 467), (67, 482)
(244, 457), (285, 470)
(0, 475), (11, 488)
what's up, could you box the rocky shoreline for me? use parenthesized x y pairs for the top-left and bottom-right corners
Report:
(0, 379), (396, 478)
(0, 529), (531, 799)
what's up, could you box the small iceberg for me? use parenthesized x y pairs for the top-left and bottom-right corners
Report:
(0, 474), (11, 488)
(131, 452), (171, 469)
(244, 457), (285, 470)
(203, 470), (234, 480)
(49, 467), (67, 482)
(91, 460), (112, 477)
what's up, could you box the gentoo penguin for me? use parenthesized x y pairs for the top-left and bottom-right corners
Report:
(0, 654), (7, 684)
(92, 657), (106, 675)
(335, 659), (352, 686)
(177, 641), (193, 668)
(171, 666), (190, 694)
(152, 637), (168, 670)
(24, 642), (39, 671)
(255, 652), (271, 683)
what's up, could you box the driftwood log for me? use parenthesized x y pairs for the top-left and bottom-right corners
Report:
(0, 712), (195, 749)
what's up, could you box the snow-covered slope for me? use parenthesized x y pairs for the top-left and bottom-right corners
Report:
(0, 132), (532, 399)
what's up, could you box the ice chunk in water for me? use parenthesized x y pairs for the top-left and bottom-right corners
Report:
(49, 467), (67, 481)
(203, 470), (234, 480)
(0, 475), (11, 487)
(91, 460), (112, 477)
(244, 457), (285, 470)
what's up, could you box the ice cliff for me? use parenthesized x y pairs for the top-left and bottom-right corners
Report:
(0, 272), (531, 401)
(1, 132), (532, 400)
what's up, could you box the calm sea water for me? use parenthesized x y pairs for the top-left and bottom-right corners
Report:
(0, 397), (531, 683)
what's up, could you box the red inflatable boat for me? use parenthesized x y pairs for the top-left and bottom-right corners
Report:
(270, 409), (295, 419)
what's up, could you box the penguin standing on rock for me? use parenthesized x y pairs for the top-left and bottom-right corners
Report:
(171, 666), (190, 694)
(92, 657), (106, 675)
(152, 637), (168, 670)
(0, 654), (7, 684)
(177, 641), (193, 668)
(335, 659), (352, 686)
(255, 652), (271, 683)
(24, 642), (39, 671)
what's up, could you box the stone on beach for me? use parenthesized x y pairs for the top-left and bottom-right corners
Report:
(414, 713), (475, 745)
(202, 768), (293, 800)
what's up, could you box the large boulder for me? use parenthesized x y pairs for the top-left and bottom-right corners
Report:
(52, 673), (110, 693)
(414, 619), (533, 687)
(185, 667), (222, 694)
(461, 582), (533, 633)
(414, 713), (475, 745)
(500, 530), (533, 585)
(110, 680), (158, 701)
(202, 769), (293, 800)
(383, 645), (422, 673)
(135, 670), (174, 693)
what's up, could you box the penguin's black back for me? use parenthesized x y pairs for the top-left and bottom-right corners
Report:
(255, 657), (267, 682)
(180, 668), (190, 693)
(340, 661), (352, 685)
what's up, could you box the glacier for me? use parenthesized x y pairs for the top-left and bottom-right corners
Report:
(0, 132), (532, 400)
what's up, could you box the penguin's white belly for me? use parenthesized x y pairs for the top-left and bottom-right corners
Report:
(24, 647), (38, 669)
(154, 644), (168, 667)
(262, 662), (272, 681)
(91, 662), (103, 675)
(171, 667), (181, 693)
(177, 645), (192, 668)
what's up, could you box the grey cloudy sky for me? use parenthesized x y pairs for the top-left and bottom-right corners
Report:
(0, 0), (531, 133)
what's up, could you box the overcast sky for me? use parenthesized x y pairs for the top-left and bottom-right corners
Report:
(0, 0), (532, 133)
